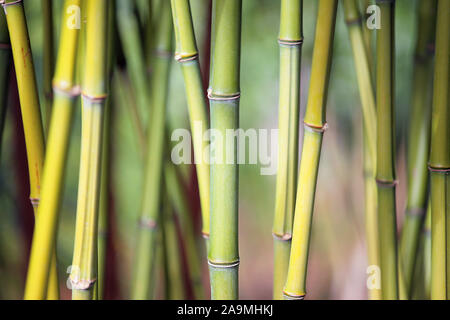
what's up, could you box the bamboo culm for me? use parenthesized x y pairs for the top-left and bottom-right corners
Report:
(272, 0), (302, 300)
(429, 0), (449, 300)
(131, 0), (172, 299)
(208, 0), (242, 300)
(283, 0), (338, 300)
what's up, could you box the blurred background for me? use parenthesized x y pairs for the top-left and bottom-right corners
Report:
(0, 0), (419, 299)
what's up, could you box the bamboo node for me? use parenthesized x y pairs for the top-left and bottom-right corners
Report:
(175, 52), (198, 62)
(272, 232), (292, 241)
(81, 92), (108, 103)
(201, 231), (210, 239)
(53, 82), (81, 99)
(1, 0), (22, 9)
(30, 197), (40, 208)
(282, 290), (306, 300)
(207, 259), (240, 268)
(304, 121), (328, 133)
(278, 38), (303, 46)
(69, 277), (97, 290)
(427, 165), (450, 173)
(208, 88), (241, 101)
(139, 217), (157, 230)
(375, 178), (398, 188)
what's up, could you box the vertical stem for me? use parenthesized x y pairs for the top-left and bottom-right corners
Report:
(0, 8), (10, 158)
(399, 0), (436, 299)
(272, 0), (302, 300)
(376, 0), (398, 300)
(283, 0), (337, 300)
(429, 0), (449, 301)
(1, 0), (59, 299)
(170, 0), (210, 240)
(208, 0), (242, 300)
(41, 0), (54, 133)
(131, 0), (172, 299)
(70, 0), (109, 300)
(342, 0), (379, 299)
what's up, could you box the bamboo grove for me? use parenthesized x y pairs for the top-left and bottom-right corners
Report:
(0, 0), (447, 301)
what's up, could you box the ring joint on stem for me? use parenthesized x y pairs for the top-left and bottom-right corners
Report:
(207, 89), (241, 102)
(70, 277), (97, 290)
(207, 259), (240, 269)
(30, 197), (40, 208)
(278, 38), (303, 47)
(272, 232), (292, 241)
(427, 165), (450, 173)
(282, 290), (305, 300)
(53, 82), (81, 100)
(375, 178), (398, 188)
(0, 0), (23, 9)
(304, 121), (328, 133)
(81, 92), (108, 103)
(175, 52), (198, 62)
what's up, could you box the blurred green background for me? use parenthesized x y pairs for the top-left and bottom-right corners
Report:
(0, 0), (419, 299)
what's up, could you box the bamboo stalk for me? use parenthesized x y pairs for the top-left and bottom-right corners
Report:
(116, 0), (149, 129)
(131, 0), (172, 299)
(429, 0), (449, 301)
(208, 0), (242, 300)
(342, 0), (379, 300)
(0, 9), (10, 157)
(70, 0), (109, 300)
(399, 0), (436, 299)
(272, 0), (302, 300)
(41, 0), (54, 133)
(375, 0), (398, 300)
(165, 162), (204, 299)
(170, 0), (210, 240)
(283, 0), (337, 300)
(1, 0), (59, 300)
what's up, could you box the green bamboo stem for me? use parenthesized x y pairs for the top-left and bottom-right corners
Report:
(342, 0), (379, 300)
(429, 0), (449, 301)
(272, 0), (302, 300)
(208, 0), (242, 300)
(376, 0), (398, 300)
(41, 0), (54, 133)
(283, 0), (337, 300)
(399, 0), (436, 299)
(24, 0), (81, 300)
(116, 0), (150, 128)
(165, 162), (204, 299)
(0, 9), (10, 157)
(170, 0), (210, 239)
(1, 0), (59, 300)
(70, 0), (109, 300)
(162, 196), (185, 300)
(362, 0), (373, 72)
(131, 0), (172, 299)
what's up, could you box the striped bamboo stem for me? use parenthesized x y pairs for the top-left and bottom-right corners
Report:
(1, 0), (59, 300)
(283, 0), (338, 300)
(376, 0), (398, 300)
(70, 0), (109, 300)
(131, 0), (172, 299)
(342, 0), (379, 300)
(0, 9), (10, 157)
(41, 0), (54, 133)
(429, 0), (449, 301)
(170, 0), (210, 240)
(399, 0), (436, 299)
(208, 0), (242, 300)
(272, 0), (302, 300)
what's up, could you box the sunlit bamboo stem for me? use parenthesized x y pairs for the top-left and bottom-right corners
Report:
(41, 0), (54, 133)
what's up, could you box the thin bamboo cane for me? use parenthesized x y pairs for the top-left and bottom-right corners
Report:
(375, 0), (398, 300)
(429, 0), (449, 301)
(399, 0), (436, 299)
(24, 0), (81, 300)
(0, 9), (10, 157)
(131, 0), (172, 299)
(283, 0), (337, 300)
(1, 0), (59, 300)
(208, 0), (242, 300)
(342, 0), (379, 300)
(116, 0), (149, 129)
(70, 0), (109, 300)
(165, 162), (204, 299)
(272, 0), (302, 300)
(362, 0), (373, 72)
(170, 0), (210, 240)
(41, 0), (54, 133)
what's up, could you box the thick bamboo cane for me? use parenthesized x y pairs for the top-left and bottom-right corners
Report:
(272, 0), (302, 300)
(131, 0), (172, 299)
(429, 0), (449, 301)
(342, 0), (379, 300)
(283, 0), (337, 300)
(399, 0), (436, 299)
(70, 0), (109, 300)
(208, 0), (242, 300)
(1, 0), (59, 300)
(170, 0), (210, 241)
